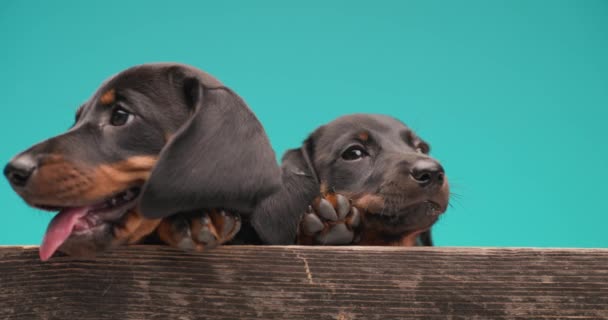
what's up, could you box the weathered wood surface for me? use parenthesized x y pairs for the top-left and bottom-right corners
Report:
(0, 246), (607, 320)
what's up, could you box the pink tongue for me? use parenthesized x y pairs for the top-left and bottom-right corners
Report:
(39, 207), (89, 261)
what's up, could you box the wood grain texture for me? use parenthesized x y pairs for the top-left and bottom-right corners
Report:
(0, 246), (607, 320)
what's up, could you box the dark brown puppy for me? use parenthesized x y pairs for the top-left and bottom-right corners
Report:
(3, 63), (281, 260)
(249, 114), (450, 246)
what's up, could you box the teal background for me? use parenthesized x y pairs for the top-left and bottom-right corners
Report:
(1, 0), (607, 247)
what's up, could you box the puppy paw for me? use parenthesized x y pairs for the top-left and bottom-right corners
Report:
(157, 210), (241, 251)
(298, 193), (361, 245)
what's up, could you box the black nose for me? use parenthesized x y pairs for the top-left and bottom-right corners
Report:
(410, 159), (444, 188)
(4, 155), (36, 188)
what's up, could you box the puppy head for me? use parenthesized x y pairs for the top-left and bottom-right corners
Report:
(302, 114), (449, 236)
(4, 63), (280, 260)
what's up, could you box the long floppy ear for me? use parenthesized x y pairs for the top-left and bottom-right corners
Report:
(139, 67), (281, 219)
(249, 136), (321, 244)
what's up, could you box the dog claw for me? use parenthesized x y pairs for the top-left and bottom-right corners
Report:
(316, 224), (354, 245)
(220, 211), (235, 235)
(336, 194), (350, 219)
(161, 210), (241, 252)
(170, 217), (197, 250)
(197, 225), (217, 247)
(317, 198), (338, 221)
(298, 193), (362, 245)
(177, 237), (196, 250)
(349, 207), (361, 227)
(303, 213), (325, 234)
(171, 215), (190, 233)
(220, 211), (241, 240)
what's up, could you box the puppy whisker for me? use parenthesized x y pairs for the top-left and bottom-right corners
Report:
(447, 198), (464, 209)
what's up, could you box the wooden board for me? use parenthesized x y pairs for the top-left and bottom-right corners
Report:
(1, 246), (607, 319)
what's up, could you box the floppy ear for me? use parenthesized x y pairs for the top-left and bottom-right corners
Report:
(249, 137), (321, 244)
(139, 67), (281, 219)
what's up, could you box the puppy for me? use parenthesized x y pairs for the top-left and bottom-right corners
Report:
(250, 114), (450, 246)
(4, 63), (281, 260)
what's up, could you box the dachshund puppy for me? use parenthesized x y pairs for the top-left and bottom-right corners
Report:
(4, 63), (281, 260)
(249, 114), (450, 246)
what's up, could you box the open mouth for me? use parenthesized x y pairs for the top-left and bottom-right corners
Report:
(34, 186), (141, 261)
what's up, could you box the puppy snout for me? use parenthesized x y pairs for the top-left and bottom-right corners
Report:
(4, 154), (37, 188)
(410, 159), (444, 188)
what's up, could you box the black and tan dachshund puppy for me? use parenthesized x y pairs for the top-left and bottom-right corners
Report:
(4, 63), (281, 260)
(244, 114), (450, 247)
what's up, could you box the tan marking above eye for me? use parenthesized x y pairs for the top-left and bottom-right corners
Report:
(100, 89), (116, 105)
(358, 131), (369, 142)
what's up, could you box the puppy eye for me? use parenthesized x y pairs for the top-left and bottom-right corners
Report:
(341, 146), (368, 161)
(110, 106), (133, 126)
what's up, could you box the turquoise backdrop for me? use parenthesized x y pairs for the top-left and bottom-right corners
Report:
(1, 0), (607, 247)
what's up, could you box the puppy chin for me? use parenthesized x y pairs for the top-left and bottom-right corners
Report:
(57, 224), (115, 258)
(354, 193), (444, 234)
(375, 203), (439, 231)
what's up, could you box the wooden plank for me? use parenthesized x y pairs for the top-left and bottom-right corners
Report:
(0, 246), (607, 320)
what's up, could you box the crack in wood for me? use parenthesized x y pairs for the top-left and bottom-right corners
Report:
(293, 250), (314, 285)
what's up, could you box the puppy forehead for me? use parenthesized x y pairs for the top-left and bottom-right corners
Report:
(86, 63), (225, 108)
(333, 114), (408, 132)
(98, 67), (167, 96)
(87, 68), (178, 113)
(102, 63), (224, 89)
(316, 114), (410, 147)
